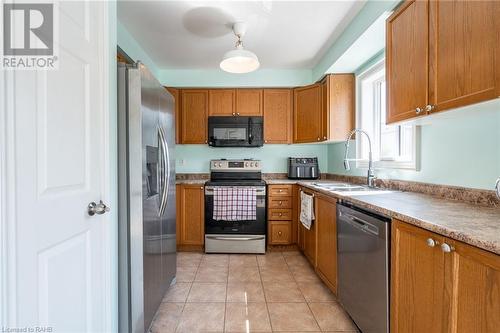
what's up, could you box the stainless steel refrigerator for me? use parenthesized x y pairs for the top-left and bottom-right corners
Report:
(118, 62), (176, 333)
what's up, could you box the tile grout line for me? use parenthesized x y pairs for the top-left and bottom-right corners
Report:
(174, 254), (201, 333)
(286, 252), (324, 332)
(256, 253), (274, 332)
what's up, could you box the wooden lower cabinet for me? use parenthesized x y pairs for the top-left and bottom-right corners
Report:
(267, 185), (293, 246)
(391, 219), (500, 333)
(176, 184), (205, 249)
(445, 239), (500, 332)
(268, 221), (291, 245)
(315, 194), (337, 293)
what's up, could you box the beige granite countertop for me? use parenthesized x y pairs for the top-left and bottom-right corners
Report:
(176, 179), (207, 185)
(176, 175), (500, 254)
(296, 182), (500, 255)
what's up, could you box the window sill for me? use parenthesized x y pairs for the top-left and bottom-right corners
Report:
(356, 160), (418, 171)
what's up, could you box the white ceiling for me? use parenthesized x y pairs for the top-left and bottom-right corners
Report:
(118, 1), (367, 70)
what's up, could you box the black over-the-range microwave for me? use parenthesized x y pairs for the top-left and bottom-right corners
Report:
(208, 116), (264, 147)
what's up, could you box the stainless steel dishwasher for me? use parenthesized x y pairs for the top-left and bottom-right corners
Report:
(337, 201), (391, 333)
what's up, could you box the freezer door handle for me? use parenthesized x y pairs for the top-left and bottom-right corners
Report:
(158, 126), (169, 216)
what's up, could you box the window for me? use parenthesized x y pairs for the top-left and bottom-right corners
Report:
(356, 60), (418, 169)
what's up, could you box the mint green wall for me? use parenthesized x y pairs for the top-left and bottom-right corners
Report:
(328, 99), (500, 190)
(159, 69), (312, 87)
(312, 0), (400, 81)
(117, 20), (160, 77)
(176, 144), (329, 173)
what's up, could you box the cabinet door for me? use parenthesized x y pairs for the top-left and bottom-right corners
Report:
(181, 89), (208, 144)
(263, 89), (292, 144)
(293, 84), (322, 143)
(236, 89), (263, 116)
(209, 89), (235, 116)
(268, 221), (292, 245)
(443, 240), (500, 333)
(304, 219), (317, 267)
(386, 0), (429, 124)
(323, 74), (354, 142)
(391, 220), (445, 333)
(315, 195), (337, 293)
(429, 0), (500, 113)
(178, 184), (205, 246)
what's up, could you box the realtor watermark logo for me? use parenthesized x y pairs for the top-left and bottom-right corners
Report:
(1, 2), (59, 70)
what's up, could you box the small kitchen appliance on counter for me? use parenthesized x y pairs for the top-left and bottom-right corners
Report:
(288, 157), (320, 179)
(204, 159), (266, 253)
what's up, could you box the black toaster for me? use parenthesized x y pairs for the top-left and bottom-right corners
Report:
(287, 157), (320, 179)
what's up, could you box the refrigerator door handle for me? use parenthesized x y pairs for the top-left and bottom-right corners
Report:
(158, 126), (169, 216)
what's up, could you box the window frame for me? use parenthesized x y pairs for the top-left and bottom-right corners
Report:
(355, 59), (420, 170)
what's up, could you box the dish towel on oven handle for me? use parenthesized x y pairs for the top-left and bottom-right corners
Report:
(300, 191), (315, 230)
(213, 187), (257, 221)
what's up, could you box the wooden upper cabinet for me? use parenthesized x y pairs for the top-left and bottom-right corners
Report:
(391, 220), (446, 333)
(444, 239), (500, 333)
(387, 0), (500, 124)
(177, 184), (205, 246)
(428, 0), (500, 112)
(208, 89), (235, 116)
(180, 89), (208, 144)
(166, 87), (180, 144)
(386, 0), (429, 124)
(235, 89), (263, 116)
(263, 89), (292, 144)
(315, 195), (337, 293)
(321, 74), (354, 142)
(293, 84), (322, 143)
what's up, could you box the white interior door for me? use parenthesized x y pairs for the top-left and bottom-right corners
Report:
(1, 1), (112, 332)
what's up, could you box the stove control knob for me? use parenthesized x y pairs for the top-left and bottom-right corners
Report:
(250, 162), (254, 167)
(218, 162), (222, 167)
(245, 162), (249, 167)
(255, 162), (259, 167)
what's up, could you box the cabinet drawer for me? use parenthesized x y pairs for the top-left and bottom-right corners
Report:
(269, 221), (292, 245)
(268, 197), (292, 209)
(268, 209), (292, 220)
(268, 185), (293, 196)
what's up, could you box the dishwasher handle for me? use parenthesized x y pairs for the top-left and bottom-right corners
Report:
(343, 213), (379, 236)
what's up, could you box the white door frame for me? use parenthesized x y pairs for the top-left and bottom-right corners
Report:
(0, 2), (115, 331)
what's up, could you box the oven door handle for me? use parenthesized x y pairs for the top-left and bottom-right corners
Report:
(206, 236), (265, 241)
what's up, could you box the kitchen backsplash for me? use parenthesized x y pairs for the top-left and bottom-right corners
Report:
(175, 144), (329, 173)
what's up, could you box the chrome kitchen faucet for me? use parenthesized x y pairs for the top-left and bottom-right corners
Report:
(343, 129), (376, 188)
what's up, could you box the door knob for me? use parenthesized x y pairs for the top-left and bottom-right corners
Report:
(88, 200), (110, 216)
(441, 243), (454, 253)
(426, 238), (438, 247)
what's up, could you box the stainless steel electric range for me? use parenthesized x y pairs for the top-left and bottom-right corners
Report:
(204, 159), (266, 254)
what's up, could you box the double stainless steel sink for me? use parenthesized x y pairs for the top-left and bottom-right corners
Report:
(310, 182), (392, 194)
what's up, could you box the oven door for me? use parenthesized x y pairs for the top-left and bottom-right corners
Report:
(205, 186), (267, 234)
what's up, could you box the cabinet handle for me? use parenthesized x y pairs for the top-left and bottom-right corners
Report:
(426, 238), (438, 247)
(317, 137), (320, 141)
(425, 104), (435, 113)
(441, 243), (454, 253)
(205, 140), (208, 144)
(323, 136), (327, 140)
(279, 213), (283, 217)
(200, 187), (204, 190)
(236, 112), (240, 116)
(278, 231), (282, 236)
(265, 140), (268, 143)
(416, 107), (423, 114)
(278, 189), (283, 193)
(279, 201), (283, 205)
(232, 112), (235, 116)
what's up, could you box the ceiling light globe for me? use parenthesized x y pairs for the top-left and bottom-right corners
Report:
(220, 48), (260, 74)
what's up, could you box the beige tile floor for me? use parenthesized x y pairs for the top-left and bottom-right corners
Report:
(151, 251), (359, 333)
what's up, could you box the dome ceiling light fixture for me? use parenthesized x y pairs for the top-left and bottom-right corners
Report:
(220, 22), (260, 74)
